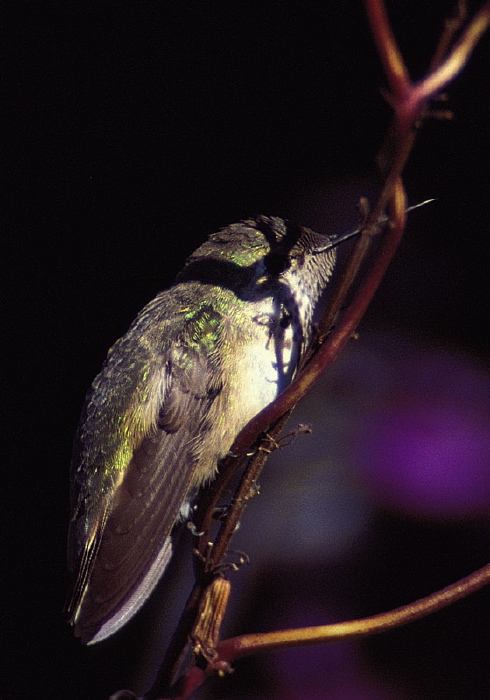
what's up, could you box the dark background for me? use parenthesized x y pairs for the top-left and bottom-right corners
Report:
(3, 1), (489, 698)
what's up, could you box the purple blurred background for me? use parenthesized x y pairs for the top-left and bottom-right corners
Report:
(3, 1), (489, 698)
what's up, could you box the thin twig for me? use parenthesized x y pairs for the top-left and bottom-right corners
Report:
(364, 0), (411, 96)
(216, 563), (490, 659)
(430, 0), (468, 70)
(158, 563), (490, 700)
(365, 0), (490, 226)
(147, 414), (292, 695)
(411, 1), (490, 110)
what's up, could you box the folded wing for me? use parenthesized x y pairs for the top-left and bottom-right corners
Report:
(67, 324), (224, 643)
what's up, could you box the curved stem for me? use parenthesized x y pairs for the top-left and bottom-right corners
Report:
(164, 564), (490, 700)
(216, 563), (490, 659)
(411, 1), (490, 109)
(364, 0), (411, 96)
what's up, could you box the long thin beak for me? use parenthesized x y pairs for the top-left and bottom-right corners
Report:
(314, 199), (435, 253)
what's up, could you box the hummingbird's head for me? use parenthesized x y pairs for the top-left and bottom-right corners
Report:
(178, 216), (346, 303)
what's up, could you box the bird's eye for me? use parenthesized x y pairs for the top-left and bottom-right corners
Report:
(265, 252), (290, 275)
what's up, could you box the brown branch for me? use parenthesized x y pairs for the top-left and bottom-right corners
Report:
(203, 414), (293, 568)
(430, 0), (468, 70)
(411, 2), (490, 108)
(160, 564), (490, 699)
(146, 412), (293, 696)
(216, 563), (490, 660)
(364, 0), (411, 97)
(365, 0), (490, 230)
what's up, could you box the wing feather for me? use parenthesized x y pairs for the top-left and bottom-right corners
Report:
(67, 302), (225, 642)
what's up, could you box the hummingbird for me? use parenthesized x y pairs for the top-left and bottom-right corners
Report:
(67, 214), (360, 644)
